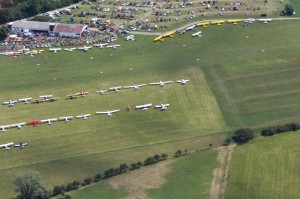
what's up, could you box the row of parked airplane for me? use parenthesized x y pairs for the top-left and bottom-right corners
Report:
(2, 79), (189, 106)
(48, 44), (121, 53)
(0, 142), (28, 150)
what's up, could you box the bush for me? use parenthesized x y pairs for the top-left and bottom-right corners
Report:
(232, 128), (254, 144)
(261, 122), (300, 136)
(82, 177), (93, 186)
(52, 185), (65, 196)
(93, 173), (102, 182)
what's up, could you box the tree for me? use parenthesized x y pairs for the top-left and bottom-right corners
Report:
(284, 4), (295, 15)
(0, 26), (10, 41)
(161, 153), (168, 160)
(51, 185), (65, 197)
(82, 177), (93, 186)
(93, 173), (102, 182)
(14, 170), (49, 199)
(232, 128), (254, 144)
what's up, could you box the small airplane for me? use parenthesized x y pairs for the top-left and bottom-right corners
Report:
(14, 142), (28, 149)
(243, 18), (255, 24)
(149, 81), (173, 87)
(32, 99), (44, 104)
(75, 91), (89, 97)
(258, 19), (272, 24)
(49, 48), (62, 53)
(0, 125), (11, 132)
(192, 31), (202, 37)
(93, 43), (108, 48)
(228, 19), (241, 25)
(186, 25), (196, 31)
(76, 113), (91, 120)
(96, 109), (120, 116)
(18, 97), (32, 104)
(3, 100), (18, 107)
(123, 84), (146, 90)
(0, 51), (21, 56)
(109, 86), (122, 92)
(96, 90), (108, 95)
(58, 116), (73, 122)
(27, 120), (40, 127)
(155, 103), (170, 110)
(66, 95), (78, 100)
(0, 142), (14, 150)
(125, 35), (135, 41)
(64, 48), (76, 52)
(176, 79), (189, 85)
(11, 122), (26, 129)
(77, 46), (93, 51)
(40, 118), (57, 125)
(32, 49), (44, 54)
(39, 95), (59, 102)
(135, 103), (152, 110)
(18, 46), (30, 53)
(24, 51), (37, 57)
(162, 32), (175, 38)
(154, 35), (164, 42)
(107, 44), (120, 49)
(196, 22), (210, 28)
(211, 20), (225, 26)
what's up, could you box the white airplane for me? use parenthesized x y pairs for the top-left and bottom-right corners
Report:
(39, 95), (59, 102)
(0, 142), (14, 150)
(18, 46), (30, 53)
(40, 118), (57, 125)
(96, 109), (120, 116)
(11, 122), (26, 129)
(39, 95), (53, 99)
(96, 90), (108, 95)
(149, 81), (173, 87)
(155, 103), (170, 110)
(125, 35), (135, 41)
(76, 113), (91, 120)
(93, 43), (108, 48)
(0, 125), (11, 132)
(49, 48), (62, 53)
(123, 84), (146, 90)
(109, 86), (122, 92)
(0, 51), (21, 56)
(192, 31), (202, 37)
(77, 46), (93, 51)
(107, 44), (120, 49)
(135, 103), (152, 110)
(243, 18), (255, 24)
(58, 116), (73, 122)
(258, 19), (272, 24)
(24, 51), (37, 57)
(186, 25), (196, 31)
(14, 142), (28, 149)
(18, 97), (32, 104)
(64, 48), (76, 52)
(176, 79), (189, 85)
(3, 100), (18, 107)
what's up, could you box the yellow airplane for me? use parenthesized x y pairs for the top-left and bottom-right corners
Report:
(154, 35), (164, 42)
(32, 49), (44, 54)
(211, 20), (225, 26)
(162, 32), (175, 38)
(228, 19), (241, 25)
(196, 22), (210, 28)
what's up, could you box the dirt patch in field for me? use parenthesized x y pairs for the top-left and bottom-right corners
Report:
(210, 145), (235, 199)
(108, 160), (174, 199)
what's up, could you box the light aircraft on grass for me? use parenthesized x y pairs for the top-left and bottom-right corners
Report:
(66, 95), (78, 100)
(96, 110), (120, 116)
(96, 90), (108, 95)
(64, 48), (76, 52)
(39, 95), (59, 102)
(0, 51), (21, 57)
(49, 48), (62, 53)
(107, 44), (120, 49)
(58, 116), (73, 122)
(211, 20), (225, 26)
(77, 46), (93, 51)
(186, 25), (196, 31)
(25, 51), (37, 57)
(18, 46), (30, 53)
(243, 18), (255, 24)
(135, 103), (152, 110)
(93, 43), (108, 48)
(11, 122), (26, 129)
(228, 19), (241, 25)
(0, 125), (11, 132)
(32, 49), (44, 54)
(14, 142), (28, 149)
(0, 142), (14, 150)
(192, 31), (202, 37)
(176, 79), (189, 84)
(18, 97), (32, 104)
(196, 22), (210, 28)
(162, 32), (175, 38)
(40, 118), (57, 125)
(109, 86), (122, 92)
(76, 114), (91, 120)
(258, 19), (272, 24)
(155, 103), (170, 110)
(149, 81), (173, 87)
(154, 35), (164, 42)
(125, 35), (135, 41)
(123, 84), (146, 90)
(75, 91), (89, 97)
(3, 100), (18, 107)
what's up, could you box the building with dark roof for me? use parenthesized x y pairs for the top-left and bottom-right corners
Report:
(53, 24), (87, 38)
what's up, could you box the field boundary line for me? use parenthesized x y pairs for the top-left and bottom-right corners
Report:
(244, 103), (300, 114)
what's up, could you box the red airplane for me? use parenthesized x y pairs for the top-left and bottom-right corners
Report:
(27, 120), (40, 127)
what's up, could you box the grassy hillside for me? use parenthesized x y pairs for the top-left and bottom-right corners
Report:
(225, 131), (300, 199)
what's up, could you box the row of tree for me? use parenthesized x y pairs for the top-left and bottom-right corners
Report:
(261, 122), (300, 136)
(0, 0), (81, 24)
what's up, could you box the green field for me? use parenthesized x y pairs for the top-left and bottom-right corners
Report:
(225, 132), (300, 199)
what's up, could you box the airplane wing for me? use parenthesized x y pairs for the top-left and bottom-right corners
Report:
(96, 111), (108, 114)
(0, 142), (14, 148)
(110, 109), (120, 113)
(123, 85), (135, 89)
(163, 81), (173, 84)
(149, 82), (160, 85)
(18, 98), (32, 102)
(77, 47), (84, 50)
(49, 48), (61, 51)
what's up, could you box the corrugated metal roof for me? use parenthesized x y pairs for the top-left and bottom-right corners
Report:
(12, 20), (50, 31)
(54, 24), (86, 34)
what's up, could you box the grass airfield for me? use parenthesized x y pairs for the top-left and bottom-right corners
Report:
(1, 19), (300, 198)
